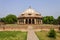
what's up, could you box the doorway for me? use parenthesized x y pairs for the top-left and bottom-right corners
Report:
(29, 19), (31, 24)
(32, 19), (34, 24)
(25, 19), (35, 24)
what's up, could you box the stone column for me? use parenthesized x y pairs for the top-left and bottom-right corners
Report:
(37, 19), (39, 24)
(31, 19), (32, 24)
(36, 19), (37, 24)
(41, 20), (42, 24)
(38, 19), (40, 24)
(34, 19), (36, 24)
(22, 19), (23, 24)
(17, 20), (19, 24)
(24, 19), (26, 24)
(27, 19), (29, 24)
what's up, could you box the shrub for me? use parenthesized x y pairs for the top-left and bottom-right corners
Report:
(48, 28), (56, 38)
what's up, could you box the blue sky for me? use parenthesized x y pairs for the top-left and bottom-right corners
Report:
(0, 0), (60, 18)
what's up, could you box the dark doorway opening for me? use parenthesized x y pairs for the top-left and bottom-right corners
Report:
(25, 19), (35, 24)
(29, 19), (31, 24)
(26, 19), (28, 24)
(32, 19), (34, 24)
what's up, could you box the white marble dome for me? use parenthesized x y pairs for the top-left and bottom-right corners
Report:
(18, 7), (42, 18)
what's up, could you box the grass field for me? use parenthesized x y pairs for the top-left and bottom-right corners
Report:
(0, 31), (27, 40)
(36, 31), (60, 40)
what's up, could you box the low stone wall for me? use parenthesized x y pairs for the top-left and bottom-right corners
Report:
(0, 25), (28, 31)
(33, 25), (59, 29)
(0, 24), (60, 31)
(33, 25), (60, 31)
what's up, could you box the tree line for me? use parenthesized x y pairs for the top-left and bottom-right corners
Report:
(0, 14), (60, 25)
(0, 14), (17, 24)
(42, 16), (60, 25)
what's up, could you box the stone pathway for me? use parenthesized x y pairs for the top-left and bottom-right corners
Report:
(27, 26), (39, 40)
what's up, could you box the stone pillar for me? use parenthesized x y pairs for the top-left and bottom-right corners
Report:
(34, 19), (36, 24)
(36, 19), (38, 24)
(37, 19), (39, 24)
(24, 19), (26, 24)
(38, 19), (39, 24)
(31, 19), (32, 24)
(41, 20), (42, 24)
(38, 19), (40, 24)
(22, 19), (23, 24)
(27, 19), (29, 24)
(17, 20), (19, 24)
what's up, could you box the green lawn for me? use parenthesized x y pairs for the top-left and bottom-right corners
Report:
(36, 31), (60, 40)
(0, 31), (27, 40)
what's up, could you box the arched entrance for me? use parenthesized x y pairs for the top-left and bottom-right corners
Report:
(26, 19), (28, 24)
(32, 19), (34, 24)
(29, 19), (31, 24)
(25, 19), (35, 24)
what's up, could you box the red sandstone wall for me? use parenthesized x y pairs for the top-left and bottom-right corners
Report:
(0, 24), (59, 31)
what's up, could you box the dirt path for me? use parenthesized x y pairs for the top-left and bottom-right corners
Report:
(27, 26), (39, 40)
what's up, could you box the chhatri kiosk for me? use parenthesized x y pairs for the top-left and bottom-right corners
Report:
(17, 7), (43, 24)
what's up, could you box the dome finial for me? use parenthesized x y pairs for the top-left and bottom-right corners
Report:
(29, 6), (32, 8)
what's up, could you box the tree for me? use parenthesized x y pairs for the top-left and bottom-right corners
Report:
(53, 19), (58, 25)
(1, 14), (17, 24)
(57, 16), (60, 25)
(42, 16), (54, 24)
(0, 18), (1, 21)
(1, 17), (6, 22)
(48, 28), (56, 38)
